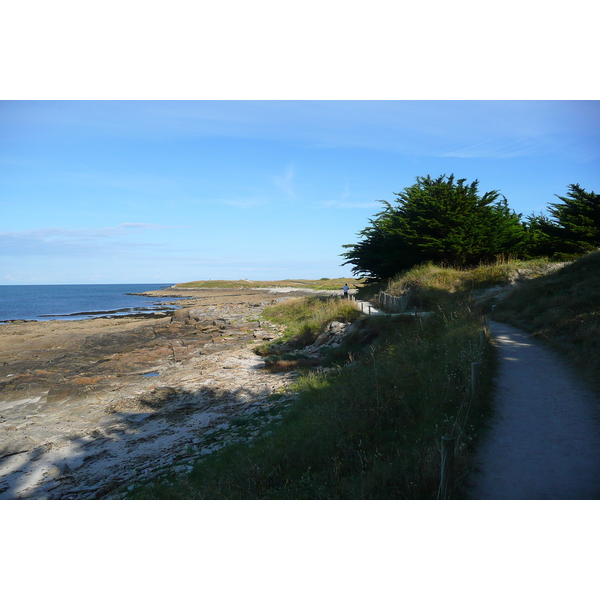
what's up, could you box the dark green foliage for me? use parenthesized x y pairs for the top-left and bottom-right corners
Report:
(523, 185), (600, 259)
(523, 213), (559, 258)
(342, 175), (526, 280)
(548, 184), (600, 255)
(341, 216), (418, 281)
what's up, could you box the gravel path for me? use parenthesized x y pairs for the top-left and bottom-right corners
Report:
(468, 321), (600, 500)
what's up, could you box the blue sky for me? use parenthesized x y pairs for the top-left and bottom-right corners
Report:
(1, 100), (598, 284)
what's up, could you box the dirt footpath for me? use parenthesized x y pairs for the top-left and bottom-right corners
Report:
(468, 321), (600, 500)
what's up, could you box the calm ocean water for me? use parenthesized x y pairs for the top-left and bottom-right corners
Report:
(0, 284), (180, 322)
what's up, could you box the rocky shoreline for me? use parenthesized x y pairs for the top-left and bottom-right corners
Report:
(0, 287), (320, 500)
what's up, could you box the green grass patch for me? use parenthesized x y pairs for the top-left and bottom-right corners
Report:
(256, 296), (362, 351)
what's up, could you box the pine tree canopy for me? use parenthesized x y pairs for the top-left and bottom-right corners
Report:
(341, 174), (526, 280)
(548, 184), (600, 254)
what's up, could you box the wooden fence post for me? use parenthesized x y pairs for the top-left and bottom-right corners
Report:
(471, 362), (481, 400)
(440, 435), (455, 499)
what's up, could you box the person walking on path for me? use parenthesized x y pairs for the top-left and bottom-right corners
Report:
(342, 283), (349, 299)
(468, 321), (600, 499)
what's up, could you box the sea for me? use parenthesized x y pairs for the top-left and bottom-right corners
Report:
(0, 284), (183, 323)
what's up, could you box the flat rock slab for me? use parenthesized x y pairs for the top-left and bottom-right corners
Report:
(468, 321), (600, 500)
(0, 288), (296, 499)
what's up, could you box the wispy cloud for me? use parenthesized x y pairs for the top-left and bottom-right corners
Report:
(214, 197), (270, 208)
(272, 164), (295, 197)
(119, 223), (186, 230)
(4, 101), (597, 159)
(0, 224), (184, 257)
(53, 169), (177, 194)
(317, 183), (379, 210)
(439, 136), (554, 159)
(318, 200), (379, 210)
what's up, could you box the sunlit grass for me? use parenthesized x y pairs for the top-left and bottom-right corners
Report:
(383, 258), (561, 310)
(258, 296), (362, 349)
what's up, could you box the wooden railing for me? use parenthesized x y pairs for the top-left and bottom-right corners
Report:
(378, 292), (408, 312)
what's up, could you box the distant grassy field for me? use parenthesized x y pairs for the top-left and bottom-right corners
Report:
(174, 278), (365, 291)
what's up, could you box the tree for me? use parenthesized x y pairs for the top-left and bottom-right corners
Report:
(342, 174), (526, 280)
(341, 208), (418, 281)
(547, 184), (600, 255)
(522, 212), (558, 258)
(522, 185), (600, 259)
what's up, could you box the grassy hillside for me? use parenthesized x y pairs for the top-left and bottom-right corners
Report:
(258, 296), (361, 348)
(493, 250), (600, 394)
(382, 258), (562, 312)
(381, 252), (600, 392)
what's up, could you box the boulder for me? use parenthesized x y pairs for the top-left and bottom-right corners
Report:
(313, 332), (331, 347)
(171, 307), (191, 322)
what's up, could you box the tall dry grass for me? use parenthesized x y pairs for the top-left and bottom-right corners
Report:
(383, 258), (559, 311)
(259, 296), (361, 349)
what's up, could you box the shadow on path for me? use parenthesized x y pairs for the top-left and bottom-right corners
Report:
(468, 321), (600, 499)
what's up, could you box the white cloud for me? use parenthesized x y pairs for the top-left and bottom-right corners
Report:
(119, 223), (186, 230)
(318, 200), (379, 210)
(316, 183), (379, 210)
(439, 136), (556, 159)
(0, 224), (181, 257)
(214, 197), (269, 208)
(272, 164), (295, 197)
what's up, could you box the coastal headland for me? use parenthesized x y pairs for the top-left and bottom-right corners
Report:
(0, 285), (333, 499)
